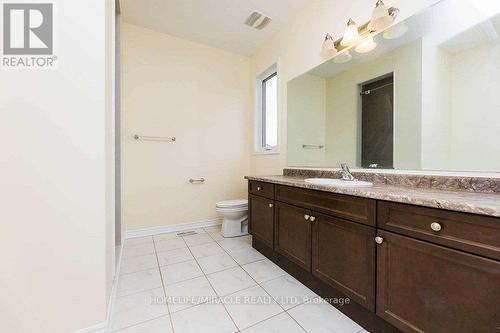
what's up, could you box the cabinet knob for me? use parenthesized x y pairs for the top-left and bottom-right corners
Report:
(269, 203), (273, 208)
(304, 214), (310, 220)
(257, 186), (262, 191)
(430, 222), (442, 232)
(375, 236), (384, 244)
(309, 216), (316, 222)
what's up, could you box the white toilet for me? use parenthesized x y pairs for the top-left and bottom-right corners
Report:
(216, 199), (248, 238)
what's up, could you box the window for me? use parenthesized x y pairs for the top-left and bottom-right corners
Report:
(256, 65), (278, 152)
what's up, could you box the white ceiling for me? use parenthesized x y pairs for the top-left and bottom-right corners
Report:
(120, 0), (312, 56)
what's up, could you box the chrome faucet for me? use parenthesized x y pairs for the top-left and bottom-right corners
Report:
(340, 163), (356, 181)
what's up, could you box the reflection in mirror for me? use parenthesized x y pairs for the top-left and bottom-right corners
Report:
(287, 0), (500, 172)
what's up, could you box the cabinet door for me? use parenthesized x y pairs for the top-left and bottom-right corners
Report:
(312, 213), (376, 311)
(249, 194), (274, 249)
(377, 230), (500, 333)
(275, 202), (312, 272)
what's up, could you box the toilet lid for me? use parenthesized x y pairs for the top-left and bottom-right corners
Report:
(216, 199), (248, 208)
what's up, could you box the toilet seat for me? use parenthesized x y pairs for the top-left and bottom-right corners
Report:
(216, 206), (248, 213)
(216, 199), (248, 209)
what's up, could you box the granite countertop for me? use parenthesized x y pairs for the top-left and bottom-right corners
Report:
(245, 175), (500, 217)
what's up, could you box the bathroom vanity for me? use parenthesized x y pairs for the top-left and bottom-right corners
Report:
(246, 171), (500, 333)
(248, 1), (500, 331)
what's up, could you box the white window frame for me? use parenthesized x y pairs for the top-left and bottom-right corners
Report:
(254, 62), (279, 154)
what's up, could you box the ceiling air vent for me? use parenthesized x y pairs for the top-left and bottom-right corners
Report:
(244, 11), (272, 30)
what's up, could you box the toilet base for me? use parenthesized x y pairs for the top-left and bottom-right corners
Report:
(222, 216), (248, 238)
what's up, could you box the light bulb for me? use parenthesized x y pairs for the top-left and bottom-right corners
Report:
(383, 21), (408, 39)
(320, 33), (338, 58)
(333, 50), (352, 64)
(355, 37), (377, 53)
(368, 0), (394, 31)
(340, 19), (359, 46)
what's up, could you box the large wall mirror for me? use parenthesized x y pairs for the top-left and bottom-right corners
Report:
(287, 0), (500, 172)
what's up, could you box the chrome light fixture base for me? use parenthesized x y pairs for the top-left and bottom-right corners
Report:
(321, 6), (399, 54)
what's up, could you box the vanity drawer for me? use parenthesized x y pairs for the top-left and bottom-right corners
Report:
(378, 201), (500, 260)
(248, 181), (274, 199)
(275, 185), (376, 226)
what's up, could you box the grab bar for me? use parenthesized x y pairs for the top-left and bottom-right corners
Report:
(134, 134), (176, 142)
(189, 178), (205, 184)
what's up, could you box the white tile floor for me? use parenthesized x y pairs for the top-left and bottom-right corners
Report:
(112, 226), (368, 333)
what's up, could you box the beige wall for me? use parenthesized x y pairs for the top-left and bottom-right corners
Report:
(122, 23), (251, 231)
(249, 0), (439, 175)
(0, 1), (114, 332)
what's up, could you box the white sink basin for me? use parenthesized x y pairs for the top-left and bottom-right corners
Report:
(304, 178), (373, 187)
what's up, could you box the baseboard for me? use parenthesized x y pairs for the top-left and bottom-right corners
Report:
(123, 218), (223, 239)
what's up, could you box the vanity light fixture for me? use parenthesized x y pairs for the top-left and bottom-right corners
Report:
(319, 3), (398, 58)
(333, 50), (352, 64)
(340, 18), (360, 46)
(355, 37), (377, 53)
(321, 33), (338, 58)
(368, 0), (395, 31)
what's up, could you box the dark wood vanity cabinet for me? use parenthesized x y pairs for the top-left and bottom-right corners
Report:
(312, 213), (376, 311)
(375, 202), (500, 332)
(248, 180), (500, 333)
(376, 230), (500, 333)
(274, 202), (312, 272)
(249, 181), (275, 199)
(378, 201), (500, 261)
(251, 182), (378, 310)
(275, 184), (376, 226)
(248, 194), (274, 248)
